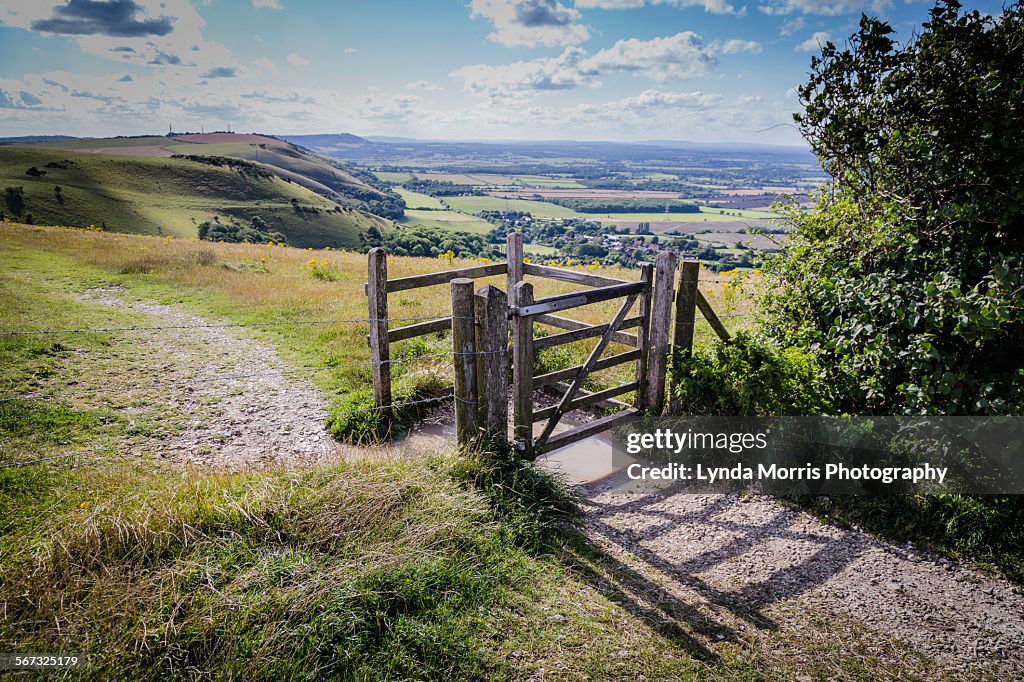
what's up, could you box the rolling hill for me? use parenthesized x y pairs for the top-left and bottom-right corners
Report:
(0, 134), (398, 248)
(0, 144), (391, 248)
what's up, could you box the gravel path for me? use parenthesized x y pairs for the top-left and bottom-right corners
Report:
(582, 484), (1024, 680)
(78, 286), (339, 468)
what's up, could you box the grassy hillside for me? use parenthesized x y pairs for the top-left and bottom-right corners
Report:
(0, 223), (902, 680)
(0, 146), (390, 248)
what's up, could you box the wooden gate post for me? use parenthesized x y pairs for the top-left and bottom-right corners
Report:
(474, 285), (509, 443)
(451, 278), (478, 447)
(511, 280), (534, 455)
(644, 251), (677, 414)
(367, 247), (391, 420)
(634, 262), (654, 410)
(506, 232), (523, 295)
(670, 260), (700, 415)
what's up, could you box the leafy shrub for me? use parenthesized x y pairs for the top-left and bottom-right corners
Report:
(671, 333), (828, 416)
(198, 218), (285, 245)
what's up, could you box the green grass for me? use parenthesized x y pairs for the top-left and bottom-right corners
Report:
(374, 171), (414, 184)
(444, 196), (578, 218)
(399, 211), (494, 235)
(0, 147), (387, 247)
(394, 188), (446, 210)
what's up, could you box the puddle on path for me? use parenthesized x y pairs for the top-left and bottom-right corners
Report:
(391, 415), (637, 488)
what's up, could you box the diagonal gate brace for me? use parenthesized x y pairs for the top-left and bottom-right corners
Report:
(535, 293), (638, 449)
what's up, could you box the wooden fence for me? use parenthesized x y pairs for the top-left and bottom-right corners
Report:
(366, 232), (732, 455)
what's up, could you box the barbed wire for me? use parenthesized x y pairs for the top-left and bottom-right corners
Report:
(0, 315), (474, 337)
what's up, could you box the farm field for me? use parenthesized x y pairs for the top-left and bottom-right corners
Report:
(373, 170), (414, 183)
(394, 188), (446, 210)
(444, 195), (579, 218)
(399, 211), (495, 235)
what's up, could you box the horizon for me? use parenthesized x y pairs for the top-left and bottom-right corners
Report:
(0, 1), (1007, 145)
(1, 130), (816, 152)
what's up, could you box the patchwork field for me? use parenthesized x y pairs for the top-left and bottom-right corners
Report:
(443, 195), (578, 218)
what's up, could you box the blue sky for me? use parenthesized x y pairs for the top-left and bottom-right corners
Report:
(0, 0), (1007, 144)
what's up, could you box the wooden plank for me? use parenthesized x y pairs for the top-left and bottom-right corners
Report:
(511, 281), (535, 454)
(532, 382), (640, 422)
(535, 313), (639, 347)
(451, 279), (478, 447)
(507, 232), (523, 297)
(635, 262), (653, 410)
(537, 408), (639, 455)
(513, 281), (645, 318)
(669, 260), (700, 415)
(385, 262), (507, 293)
(533, 317), (642, 351)
(535, 293), (638, 448)
(548, 381), (633, 412)
(523, 262), (629, 288)
(367, 248), (392, 419)
(644, 251), (677, 414)
(475, 285), (509, 442)
(696, 290), (731, 342)
(532, 349), (641, 387)
(387, 317), (451, 343)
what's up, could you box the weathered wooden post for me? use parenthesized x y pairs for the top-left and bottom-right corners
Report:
(644, 251), (677, 414)
(511, 280), (534, 455)
(669, 260), (700, 414)
(451, 278), (478, 447)
(506, 231), (523, 295)
(634, 262), (654, 410)
(474, 285), (509, 443)
(367, 247), (391, 420)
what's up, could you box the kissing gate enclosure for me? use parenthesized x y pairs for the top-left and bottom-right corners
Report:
(366, 232), (733, 458)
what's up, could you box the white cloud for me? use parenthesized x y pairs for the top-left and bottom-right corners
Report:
(713, 39), (762, 54)
(286, 53), (310, 66)
(778, 16), (806, 36)
(406, 80), (442, 92)
(760, 0), (889, 15)
(344, 47), (357, 54)
(2, 0), (238, 76)
(252, 0), (282, 9)
(452, 32), (721, 99)
(795, 31), (831, 51)
(575, 0), (739, 15)
(469, 0), (590, 48)
(583, 32), (718, 82)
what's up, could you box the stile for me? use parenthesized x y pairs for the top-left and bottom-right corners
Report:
(451, 279), (478, 447)
(474, 285), (509, 442)
(644, 251), (677, 414)
(522, 262), (628, 288)
(367, 247), (392, 419)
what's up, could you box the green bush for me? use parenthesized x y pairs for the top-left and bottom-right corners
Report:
(670, 332), (828, 416)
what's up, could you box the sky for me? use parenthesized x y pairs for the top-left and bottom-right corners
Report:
(0, 0), (1009, 145)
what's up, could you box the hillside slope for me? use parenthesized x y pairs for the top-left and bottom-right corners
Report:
(0, 146), (390, 248)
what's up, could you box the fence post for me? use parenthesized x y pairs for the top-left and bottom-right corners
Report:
(367, 247), (391, 420)
(634, 262), (654, 410)
(644, 251), (677, 414)
(511, 280), (534, 456)
(474, 285), (509, 443)
(506, 232), (523, 295)
(451, 278), (478, 447)
(670, 260), (700, 415)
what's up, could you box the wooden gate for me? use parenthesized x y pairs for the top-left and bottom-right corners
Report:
(366, 232), (692, 455)
(507, 244), (676, 458)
